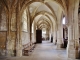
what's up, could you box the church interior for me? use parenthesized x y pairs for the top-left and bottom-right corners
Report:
(0, 0), (80, 60)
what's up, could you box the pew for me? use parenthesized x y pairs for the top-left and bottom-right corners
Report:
(23, 42), (35, 56)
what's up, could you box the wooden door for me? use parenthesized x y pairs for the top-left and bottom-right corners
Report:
(36, 30), (42, 43)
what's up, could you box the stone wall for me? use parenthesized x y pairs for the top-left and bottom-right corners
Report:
(0, 2), (7, 56)
(78, 13), (80, 38)
(0, 32), (6, 49)
(31, 33), (36, 43)
(21, 32), (30, 45)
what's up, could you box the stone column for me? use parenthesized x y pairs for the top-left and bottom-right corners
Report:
(67, 25), (79, 58)
(27, 7), (31, 43)
(53, 26), (57, 44)
(16, 2), (22, 57)
(46, 29), (49, 40)
(57, 23), (63, 49)
(6, 9), (12, 56)
(33, 22), (36, 43)
(56, 7), (64, 49)
(53, 31), (57, 45)
(67, 0), (79, 59)
(67, 25), (76, 58)
(49, 30), (52, 42)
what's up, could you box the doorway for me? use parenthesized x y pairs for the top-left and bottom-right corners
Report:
(36, 30), (42, 43)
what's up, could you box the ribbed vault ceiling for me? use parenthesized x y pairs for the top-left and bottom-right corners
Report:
(0, 0), (67, 30)
(29, 1), (64, 30)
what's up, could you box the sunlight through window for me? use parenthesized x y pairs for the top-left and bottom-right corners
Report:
(62, 17), (65, 24)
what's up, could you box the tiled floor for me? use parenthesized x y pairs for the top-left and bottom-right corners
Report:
(0, 41), (79, 60)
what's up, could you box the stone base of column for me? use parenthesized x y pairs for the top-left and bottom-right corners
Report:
(53, 42), (57, 45)
(53, 39), (57, 45)
(57, 44), (63, 49)
(67, 49), (79, 59)
(53, 42), (56, 45)
(6, 49), (14, 57)
(16, 49), (22, 57)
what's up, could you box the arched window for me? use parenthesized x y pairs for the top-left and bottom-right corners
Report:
(32, 22), (34, 33)
(62, 17), (66, 25)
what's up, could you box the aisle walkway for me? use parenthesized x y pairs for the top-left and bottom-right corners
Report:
(1, 41), (79, 60)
